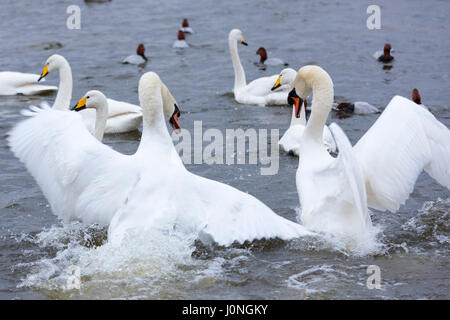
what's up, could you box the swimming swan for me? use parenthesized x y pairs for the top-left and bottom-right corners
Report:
(0, 71), (57, 96)
(229, 29), (292, 106)
(273, 69), (336, 155)
(8, 73), (181, 226)
(39, 54), (142, 133)
(291, 65), (450, 244)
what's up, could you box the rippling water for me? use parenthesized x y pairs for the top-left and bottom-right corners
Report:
(0, 0), (449, 299)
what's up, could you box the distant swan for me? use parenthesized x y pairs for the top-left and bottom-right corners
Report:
(39, 54), (142, 133)
(229, 29), (291, 106)
(0, 71), (57, 96)
(291, 65), (450, 247)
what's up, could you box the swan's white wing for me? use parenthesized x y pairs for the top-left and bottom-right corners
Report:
(244, 74), (280, 97)
(279, 125), (304, 156)
(189, 174), (313, 246)
(8, 106), (137, 225)
(329, 123), (372, 229)
(354, 95), (450, 212)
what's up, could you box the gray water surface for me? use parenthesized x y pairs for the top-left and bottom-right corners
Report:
(0, 0), (449, 299)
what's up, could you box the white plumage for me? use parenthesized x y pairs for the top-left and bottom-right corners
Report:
(0, 71), (57, 96)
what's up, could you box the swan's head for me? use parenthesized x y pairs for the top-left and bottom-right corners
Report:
(38, 54), (67, 82)
(271, 68), (297, 91)
(256, 47), (267, 63)
(412, 88), (421, 105)
(178, 30), (186, 41)
(182, 18), (189, 27)
(139, 72), (181, 132)
(229, 29), (248, 46)
(287, 88), (304, 118)
(71, 90), (106, 112)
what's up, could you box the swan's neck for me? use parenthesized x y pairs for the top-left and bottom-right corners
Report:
(136, 88), (174, 156)
(53, 61), (72, 110)
(290, 102), (306, 126)
(304, 81), (333, 144)
(229, 37), (246, 92)
(93, 101), (108, 142)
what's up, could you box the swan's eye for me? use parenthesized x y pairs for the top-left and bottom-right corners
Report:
(86, 96), (90, 99)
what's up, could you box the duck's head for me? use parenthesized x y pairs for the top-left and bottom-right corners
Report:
(256, 47), (267, 63)
(383, 43), (392, 55)
(136, 43), (148, 61)
(271, 68), (297, 91)
(412, 88), (421, 105)
(38, 54), (67, 81)
(182, 18), (189, 27)
(229, 29), (248, 46)
(177, 30), (186, 41)
(71, 90), (106, 112)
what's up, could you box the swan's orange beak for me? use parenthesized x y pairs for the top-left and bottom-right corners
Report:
(38, 64), (49, 82)
(271, 75), (281, 91)
(169, 104), (181, 133)
(71, 97), (87, 111)
(288, 88), (303, 118)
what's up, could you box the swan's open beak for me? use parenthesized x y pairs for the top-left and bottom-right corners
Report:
(71, 97), (87, 112)
(169, 104), (181, 133)
(38, 64), (49, 82)
(241, 36), (248, 46)
(271, 75), (281, 91)
(288, 88), (303, 118)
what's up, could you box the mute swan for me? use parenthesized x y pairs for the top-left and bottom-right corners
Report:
(229, 29), (291, 106)
(122, 43), (148, 65)
(173, 30), (189, 48)
(107, 72), (311, 245)
(272, 68), (336, 155)
(8, 73), (181, 226)
(374, 43), (394, 63)
(0, 71), (57, 96)
(291, 65), (450, 245)
(333, 101), (379, 114)
(180, 18), (194, 34)
(39, 54), (142, 133)
(256, 47), (288, 66)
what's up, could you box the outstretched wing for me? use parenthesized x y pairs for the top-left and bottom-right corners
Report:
(8, 106), (137, 225)
(354, 95), (450, 212)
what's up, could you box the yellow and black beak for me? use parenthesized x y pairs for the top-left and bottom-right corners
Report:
(241, 36), (248, 46)
(287, 88), (303, 118)
(169, 103), (181, 133)
(38, 64), (49, 82)
(271, 75), (281, 91)
(71, 97), (87, 112)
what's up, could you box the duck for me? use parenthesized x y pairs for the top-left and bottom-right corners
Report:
(9, 72), (312, 246)
(0, 71), (57, 96)
(39, 54), (142, 133)
(333, 101), (380, 114)
(411, 88), (430, 111)
(180, 18), (194, 34)
(122, 43), (148, 65)
(290, 65), (450, 248)
(256, 47), (288, 66)
(173, 30), (189, 48)
(8, 73), (181, 226)
(229, 29), (291, 106)
(375, 43), (394, 63)
(272, 69), (336, 155)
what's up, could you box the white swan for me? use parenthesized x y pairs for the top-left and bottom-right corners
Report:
(291, 65), (450, 245)
(122, 43), (148, 65)
(7, 74), (180, 226)
(0, 71), (57, 96)
(229, 29), (291, 106)
(272, 68), (336, 155)
(9, 71), (311, 245)
(39, 54), (142, 133)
